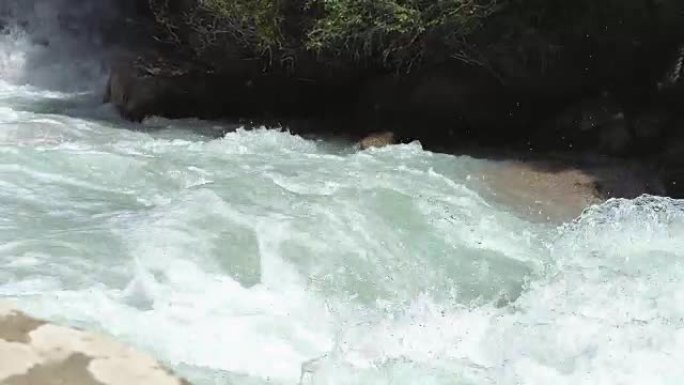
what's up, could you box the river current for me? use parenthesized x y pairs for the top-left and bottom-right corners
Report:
(2, 3), (684, 385)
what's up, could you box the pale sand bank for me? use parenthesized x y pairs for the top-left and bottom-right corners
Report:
(0, 301), (190, 385)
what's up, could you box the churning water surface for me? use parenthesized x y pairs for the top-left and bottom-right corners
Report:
(2, 3), (684, 385)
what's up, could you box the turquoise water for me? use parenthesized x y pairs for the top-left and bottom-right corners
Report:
(2, 5), (684, 384)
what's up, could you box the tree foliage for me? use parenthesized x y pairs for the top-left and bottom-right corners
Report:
(147, 0), (684, 72)
(199, 0), (283, 49)
(306, 0), (495, 69)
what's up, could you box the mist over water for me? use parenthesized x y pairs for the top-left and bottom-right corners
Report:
(0, 0), (122, 90)
(1, 2), (684, 385)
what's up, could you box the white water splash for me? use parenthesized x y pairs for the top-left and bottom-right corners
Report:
(1, 4), (683, 385)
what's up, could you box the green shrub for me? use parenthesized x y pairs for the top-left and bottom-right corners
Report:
(148, 0), (684, 72)
(306, 0), (496, 68)
(148, 0), (288, 56)
(199, 0), (284, 49)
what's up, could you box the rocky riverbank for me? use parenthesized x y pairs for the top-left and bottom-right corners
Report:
(7, 0), (680, 198)
(102, 47), (683, 201)
(0, 301), (190, 385)
(92, 0), (684, 198)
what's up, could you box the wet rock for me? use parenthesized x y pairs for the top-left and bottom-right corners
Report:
(478, 157), (664, 223)
(103, 53), (362, 124)
(479, 162), (602, 223)
(0, 301), (190, 385)
(659, 136), (684, 197)
(353, 64), (512, 147)
(627, 109), (671, 155)
(632, 110), (668, 141)
(358, 131), (397, 150)
(536, 92), (632, 155)
(103, 55), (220, 122)
(597, 120), (632, 155)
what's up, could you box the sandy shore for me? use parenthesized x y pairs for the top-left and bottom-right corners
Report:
(0, 301), (190, 385)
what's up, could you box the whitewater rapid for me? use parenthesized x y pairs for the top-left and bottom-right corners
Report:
(2, 3), (684, 385)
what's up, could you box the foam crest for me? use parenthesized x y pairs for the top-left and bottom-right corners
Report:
(474, 196), (684, 385)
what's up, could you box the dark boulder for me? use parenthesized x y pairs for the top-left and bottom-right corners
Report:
(103, 55), (221, 122)
(659, 135), (684, 197)
(103, 52), (363, 125)
(353, 63), (519, 149)
(534, 92), (633, 155)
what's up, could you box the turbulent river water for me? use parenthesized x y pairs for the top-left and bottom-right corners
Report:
(2, 3), (684, 385)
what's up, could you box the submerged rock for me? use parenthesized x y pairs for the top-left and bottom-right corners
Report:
(358, 131), (397, 150)
(0, 301), (190, 385)
(475, 156), (664, 223)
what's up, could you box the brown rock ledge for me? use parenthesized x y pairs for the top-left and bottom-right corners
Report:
(0, 301), (190, 385)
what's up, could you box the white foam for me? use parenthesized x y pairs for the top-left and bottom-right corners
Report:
(0, 124), (546, 384)
(1, 11), (683, 383)
(2, 128), (683, 385)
